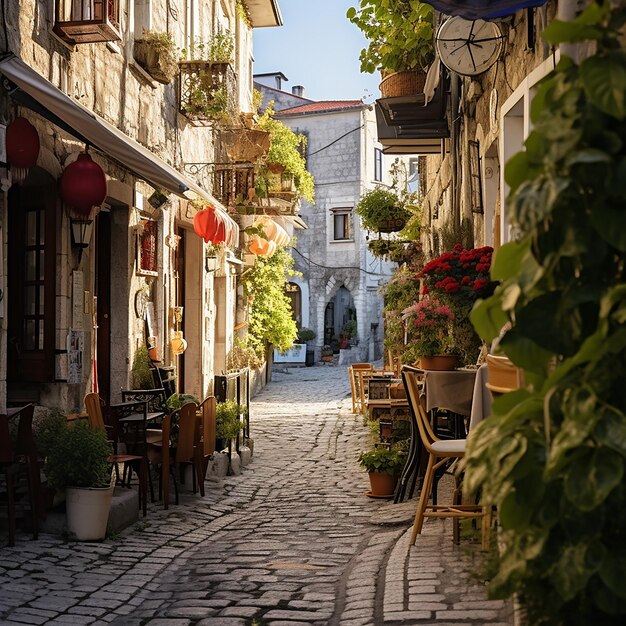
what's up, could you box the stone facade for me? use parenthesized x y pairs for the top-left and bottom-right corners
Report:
(419, 3), (559, 255)
(254, 84), (407, 362)
(1, 1), (279, 412)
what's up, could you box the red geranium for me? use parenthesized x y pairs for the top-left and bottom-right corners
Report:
(418, 244), (495, 302)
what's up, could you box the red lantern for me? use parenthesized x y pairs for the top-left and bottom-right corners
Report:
(60, 153), (107, 217)
(249, 235), (263, 255)
(6, 117), (40, 168)
(193, 205), (220, 243)
(212, 217), (226, 244)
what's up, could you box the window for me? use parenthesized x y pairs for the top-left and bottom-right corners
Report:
(468, 140), (483, 213)
(54, 0), (121, 44)
(332, 208), (352, 241)
(137, 218), (159, 276)
(374, 148), (383, 182)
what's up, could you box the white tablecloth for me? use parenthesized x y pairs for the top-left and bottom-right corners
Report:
(469, 363), (492, 431)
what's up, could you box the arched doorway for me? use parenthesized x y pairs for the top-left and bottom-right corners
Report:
(324, 285), (356, 351)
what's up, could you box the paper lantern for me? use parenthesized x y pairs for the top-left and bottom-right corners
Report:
(260, 240), (277, 257)
(6, 117), (40, 184)
(249, 235), (264, 255)
(193, 205), (220, 243)
(6, 117), (40, 168)
(212, 218), (226, 244)
(171, 330), (187, 355)
(60, 153), (107, 217)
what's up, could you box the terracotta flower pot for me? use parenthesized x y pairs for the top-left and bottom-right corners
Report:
(368, 471), (397, 498)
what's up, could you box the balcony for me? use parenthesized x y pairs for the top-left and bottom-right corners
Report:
(213, 165), (256, 209)
(54, 0), (121, 44)
(178, 61), (237, 124)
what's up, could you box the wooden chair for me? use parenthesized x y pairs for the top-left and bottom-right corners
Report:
(0, 406), (39, 546)
(197, 396), (216, 479)
(402, 367), (487, 547)
(148, 402), (203, 508)
(84, 393), (147, 516)
(349, 363), (374, 413)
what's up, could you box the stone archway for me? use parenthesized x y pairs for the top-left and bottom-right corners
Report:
(323, 285), (356, 351)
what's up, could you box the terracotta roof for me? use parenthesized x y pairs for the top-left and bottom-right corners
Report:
(276, 100), (365, 115)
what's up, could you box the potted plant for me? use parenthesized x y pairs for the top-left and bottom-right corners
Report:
(342, 320), (358, 346)
(131, 345), (154, 389)
(356, 187), (411, 233)
(321, 345), (334, 362)
(134, 31), (178, 84)
(257, 107), (315, 203)
(216, 400), (245, 451)
(358, 445), (406, 497)
(178, 29), (236, 122)
(45, 421), (114, 541)
(417, 244), (495, 365)
(347, 0), (435, 97)
(402, 298), (457, 370)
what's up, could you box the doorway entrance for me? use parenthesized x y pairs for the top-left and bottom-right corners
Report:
(324, 285), (355, 351)
(7, 168), (57, 403)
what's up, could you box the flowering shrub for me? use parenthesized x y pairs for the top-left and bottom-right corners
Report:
(402, 298), (455, 356)
(418, 244), (495, 302)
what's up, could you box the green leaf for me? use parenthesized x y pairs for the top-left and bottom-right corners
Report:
(599, 550), (626, 600)
(470, 292), (509, 342)
(580, 52), (626, 120)
(564, 448), (624, 511)
(499, 330), (552, 375)
(504, 151), (542, 191)
(551, 541), (606, 601)
(589, 203), (626, 251)
(346, 6), (357, 19)
(542, 2), (609, 45)
(499, 489), (532, 531)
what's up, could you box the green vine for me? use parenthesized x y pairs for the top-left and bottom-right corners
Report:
(244, 247), (299, 357)
(464, 3), (626, 624)
(257, 106), (315, 203)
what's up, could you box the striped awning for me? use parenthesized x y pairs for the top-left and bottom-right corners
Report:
(427, 0), (548, 19)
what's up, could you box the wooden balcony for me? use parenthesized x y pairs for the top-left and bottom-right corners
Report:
(213, 165), (256, 209)
(54, 0), (121, 44)
(178, 61), (237, 124)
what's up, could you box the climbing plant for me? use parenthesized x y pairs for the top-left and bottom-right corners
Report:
(244, 247), (298, 358)
(464, 3), (626, 625)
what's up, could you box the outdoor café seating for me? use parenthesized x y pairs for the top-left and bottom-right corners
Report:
(401, 366), (488, 547)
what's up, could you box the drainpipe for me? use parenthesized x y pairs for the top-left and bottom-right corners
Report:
(449, 73), (461, 227)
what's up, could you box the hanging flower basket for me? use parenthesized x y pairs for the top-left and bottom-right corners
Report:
(379, 69), (427, 98)
(219, 128), (271, 163)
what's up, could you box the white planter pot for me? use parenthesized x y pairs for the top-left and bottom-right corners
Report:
(66, 485), (114, 541)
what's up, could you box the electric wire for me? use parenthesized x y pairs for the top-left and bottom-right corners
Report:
(291, 246), (394, 278)
(308, 124), (365, 156)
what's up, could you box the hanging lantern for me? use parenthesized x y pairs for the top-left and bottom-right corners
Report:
(193, 205), (220, 243)
(60, 152), (107, 217)
(226, 222), (239, 249)
(265, 240), (277, 257)
(212, 218), (226, 244)
(6, 117), (40, 184)
(249, 235), (264, 255)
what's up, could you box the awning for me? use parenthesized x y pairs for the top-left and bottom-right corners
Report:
(426, 0), (548, 19)
(0, 54), (238, 238)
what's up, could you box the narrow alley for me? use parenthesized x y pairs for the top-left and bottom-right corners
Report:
(0, 366), (511, 626)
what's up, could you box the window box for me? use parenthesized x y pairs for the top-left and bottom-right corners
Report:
(54, 0), (121, 44)
(178, 61), (237, 124)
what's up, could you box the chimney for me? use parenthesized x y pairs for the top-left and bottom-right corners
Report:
(292, 85), (305, 98)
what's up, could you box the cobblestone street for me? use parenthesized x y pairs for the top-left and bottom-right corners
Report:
(0, 366), (512, 626)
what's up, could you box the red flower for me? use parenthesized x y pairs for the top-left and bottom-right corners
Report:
(461, 276), (471, 286)
(473, 278), (488, 292)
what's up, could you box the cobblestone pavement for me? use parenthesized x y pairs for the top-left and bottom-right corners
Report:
(0, 365), (513, 626)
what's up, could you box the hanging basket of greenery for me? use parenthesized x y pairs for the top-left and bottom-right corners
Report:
(134, 32), (179, 84)
(356, 187), (410, 233)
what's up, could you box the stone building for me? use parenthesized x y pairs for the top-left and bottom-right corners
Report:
(255, 76), (409, 362)
(0, 0), (282, 413)
(373, 2), (563, 255)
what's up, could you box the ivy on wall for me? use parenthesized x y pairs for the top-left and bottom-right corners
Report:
(464, 3), (626, 625)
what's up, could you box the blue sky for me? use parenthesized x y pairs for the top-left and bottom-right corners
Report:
(252, 0), (381, 102)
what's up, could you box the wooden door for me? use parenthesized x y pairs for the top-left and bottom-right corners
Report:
(7, 174), (57, 383)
